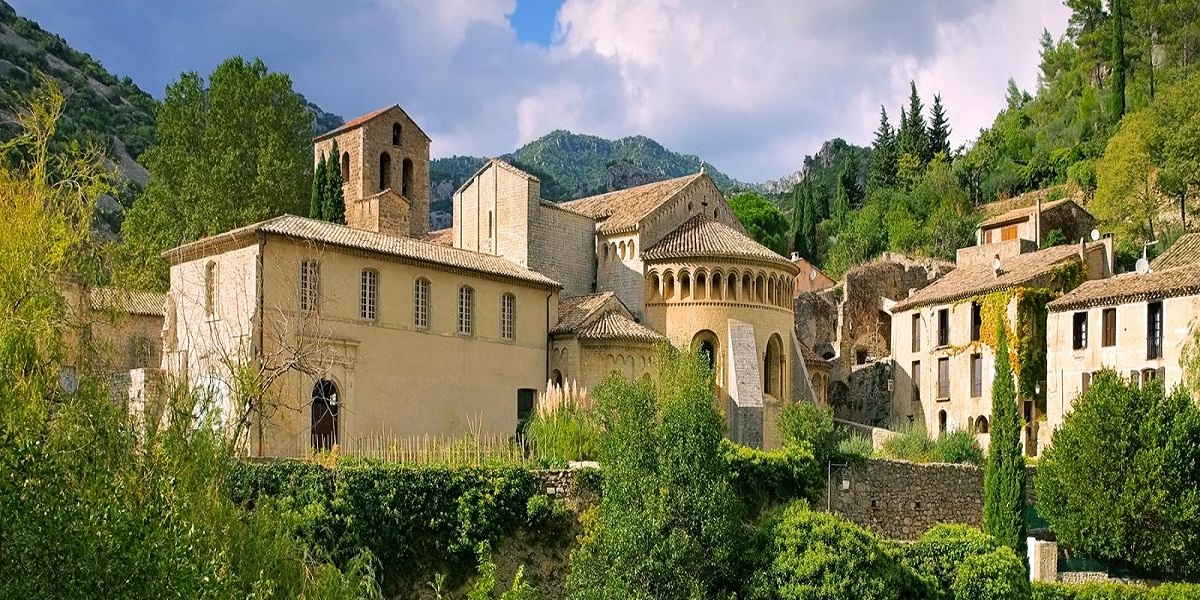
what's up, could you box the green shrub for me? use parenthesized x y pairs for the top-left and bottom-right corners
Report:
(880, 421), (936, 462)
(902, 524), (999, 599)
(778, 401), (842, 463)
(933, 430), (985, 466)
(837, 433), (874, 461)
(747, 503), (935, 600)
(524, 493), (567, 527)
(951, 546), (1030, 600)
(1031, 581), (1200, 599)
(723, 440), (823, 513)
(521, 383), (601, 465)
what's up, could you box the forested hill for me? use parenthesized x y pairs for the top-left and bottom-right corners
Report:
(429, 130), (748, 221)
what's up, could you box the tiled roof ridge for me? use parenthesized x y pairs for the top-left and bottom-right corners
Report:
(1048, 261), (1200, 311)
(642, 213), (797, 271)
(89, 286), (166, 317)
(557, 172), (702, 234)
(576, 309), (666, 343)
(1150, 232), (1200, 271)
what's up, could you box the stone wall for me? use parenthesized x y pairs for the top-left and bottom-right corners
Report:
(816, 458), (1037, 540)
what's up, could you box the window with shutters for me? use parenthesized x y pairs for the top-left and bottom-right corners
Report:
(911, 313), (921, 352)
(501, 293), (516, 341)
(970, 302), (982, 342)
(1147, 301), (1163, 359)
(360, 269), (378, 321)
(299, 259), (320, 313)
(911, 361), (921, 402)
(1102, 308), (1116, 347)
(413, 277), (430, 329)
(937, 357), (950, 400)
(1072, 312), (1088, 350)
(970, 354), (983, 398)
(937, 308), (950, 347)
(458, 285), (474, 335)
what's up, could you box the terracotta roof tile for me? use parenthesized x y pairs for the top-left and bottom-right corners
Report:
(1048, 262), (1200, 311)
(798, 341), (828, 366)
(893, 244), (1096, 311)
(642, 214), (797, 271)
(552, 292), (620, 334)
(575, 310), (666, 343)
(1150, 232), (1200, 271)
(421, 228), (453, 247)
(165, 215), (560, 289)
(89, 286), (165, 317)
(557, 173), (701, 234)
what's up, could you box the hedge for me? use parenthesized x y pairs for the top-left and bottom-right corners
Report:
(1031, 582), (1200, 600)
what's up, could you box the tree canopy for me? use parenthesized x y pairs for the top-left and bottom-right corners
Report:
(728, 191), (791, 257)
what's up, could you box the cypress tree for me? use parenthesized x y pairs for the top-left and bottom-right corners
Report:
(928, 94), (952, 159)
(868, 106), (898, 191)
(323, 140), (345, 224)
(983, 319), (1027, 559)
(834, 170), (851, 226)
(790, 182), (803, 256)
(802, 183), (817, 260)
(311, 152), (327, 220)
(898, 82), (929, 165)
(1109, 0), (1127, 121)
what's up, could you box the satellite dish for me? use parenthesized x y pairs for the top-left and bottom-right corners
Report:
(1090, 229), (1101, 242)
(1136, 257), (1150, 275)
(809, 269), (817, 281)
(992, 255), (1002, 275)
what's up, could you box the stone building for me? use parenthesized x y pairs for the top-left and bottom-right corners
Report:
(889, 238), (1111, 455)
(976, 193), (1095, 247)
(1045, 233), (1200, 432)
(791, 254), (834, 294)
(150, 104), (815, 455)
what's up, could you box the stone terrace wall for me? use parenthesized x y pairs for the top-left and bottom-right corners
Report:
(817, 458), (1037, 540)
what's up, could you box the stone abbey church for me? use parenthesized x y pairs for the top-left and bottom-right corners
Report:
(152, 104), (820, 456)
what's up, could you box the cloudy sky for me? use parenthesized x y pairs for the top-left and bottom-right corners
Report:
(11, 0), (1070, 182)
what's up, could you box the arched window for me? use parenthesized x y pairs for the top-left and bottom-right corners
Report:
(392, 123), (402, 145)
(629, 241), (635, 257)
(311, 379), (339, 451)
(648, 272), (662, 301)
(457, 285), (474, 335)
(711, 271), (723, 301)
(360, 268), (378, 321)
(413, 277), (430, 329)
(975, 416), (990, 434)
(742, 273), (752, 302)
(938, 410), (948, 434)
(402, 158), (414, 197)
(379, 152), (392, 191)
(680, 271), (692, 300)
(756, 274), (766, 303)
(728, 272), (738, 301)
(695, 272), (707, 300)
(619, 241), (626, 260)
(692, 330), (719, 373)
(500, 293), (516, 341)
(340, 152), (350, 180)
(299, 259), (320, 313)
(204, 261), (217, 316)
(663, 272), (676, 301)
(552, 369), (564, 388)
(764, 334), (784, 398)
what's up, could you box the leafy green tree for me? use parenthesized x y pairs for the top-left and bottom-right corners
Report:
(777, 401), (840, 465)
(951, 547), (1031, 600)
(728, 191), (791, 256)
(1153, 71), (1200, 226)
(1093, 110), (1159, 247)
(114, 57), (313, 290)
(928, 94), (952, 159)
(868, 106), (898, 191)
(983, 322), (1026, 558)
(1037, 369), (1200, 577)
(567, 347), (745, 599)
(311, 151), (328, 219)
(324, 139), (345, 224)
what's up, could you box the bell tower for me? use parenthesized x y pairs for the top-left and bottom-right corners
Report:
(312, 104), (431, 238)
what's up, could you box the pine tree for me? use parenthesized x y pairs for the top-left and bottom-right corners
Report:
(1109, 0), (1127, 121)
(802, 183), (818, 260)
(983, 320), (1028, 559)
(868, 106), (898, 191)
(323, 140), (345, 224)
(928, 94), (952, 159)
(790, 182), (803, 255)
(311, 153), (327, 220)
(898, 81), (929, 165)
(834, 168), (851, 226)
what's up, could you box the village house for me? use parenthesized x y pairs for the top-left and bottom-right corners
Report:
(889, 226), (1111, 455)
(146, 104), (818, 456)
(1045, 233), (1200, 431)
(976, 194), (1095, 247)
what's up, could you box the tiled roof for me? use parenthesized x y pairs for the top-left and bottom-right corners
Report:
(1150, 232), (1200, 271)
(552, 292), (620, 334)
(313, 104), (431, 142)
(165, 215), (560, 289)
(558, 173), (701, 234)
(642, 214), (797, 271)
(421, 228), (453, 246)
(798, 341), (828, 366)
(575, 310), (666, 343)
(893, 243), (1094, 311)
(979, 197), (1074, 228)
(89, 286), (165, 317)
(1048, 262), (1200, 311)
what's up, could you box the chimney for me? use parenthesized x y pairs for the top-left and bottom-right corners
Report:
(791, 252), (800, 261)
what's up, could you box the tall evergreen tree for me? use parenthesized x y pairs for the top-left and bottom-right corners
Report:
(983, 321), (1027, 559)
(802, 183), (818, 261)
(834, 166), (852, 226)
(928, 94), (952, 159)
(311, 152), (328, 220)
(790, 182), (805, 257)
(898, 81), (929, 164)
(323, 140), (345, 224)
(1109, 0), (1127, 120)
(868, 106), (898, 191)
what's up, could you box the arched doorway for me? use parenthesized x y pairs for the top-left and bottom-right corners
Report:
(764, 334), (784, 399)
(311, 379), (339, 451)
(975, 415), (989, 434)
(938, 410), (948, 435)
(692, 330), (719, 374)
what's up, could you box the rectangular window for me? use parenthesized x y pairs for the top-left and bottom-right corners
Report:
(360, 269), (378, 321)
(970, 302), (982, 342)
(129, 336), (151, 368)
(1147, 301), (1163, 359)
(299, 259), (320, 313)
(937, 357), (950, 399)
(985, 229), (994, 244)
(937, 308), (950, 347)
(1001, 225), (1018, 241)
(970, 353), (983, 398)
(911, 313), (921, 352)
(1072, 312), (1088, 350)
(413, 278), (430, 329)
(500, 293), (515, 341)
(458, 285), (474, 335)
(1102, 308), (1116, 347)
(911, 361), (921, 402)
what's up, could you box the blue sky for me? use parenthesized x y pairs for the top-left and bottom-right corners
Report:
(9, 0), (1069, 183)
